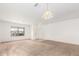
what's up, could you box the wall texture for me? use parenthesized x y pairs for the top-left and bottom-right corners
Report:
(0, 20), (31, 42)
(38, 19), (79, 45)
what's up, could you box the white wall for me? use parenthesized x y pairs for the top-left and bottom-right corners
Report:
(38, 19), (79, 45)
(31, 24), (40, 40)
(0, 20), (31, 42)
(1, 18), (79, 45)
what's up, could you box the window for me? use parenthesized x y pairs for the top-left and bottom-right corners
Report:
(11, 26), (25, 36)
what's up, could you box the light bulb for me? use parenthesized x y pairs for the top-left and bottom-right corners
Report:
(42, 10), (53, 20)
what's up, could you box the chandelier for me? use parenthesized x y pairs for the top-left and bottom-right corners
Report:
(42, 3), (53, 20)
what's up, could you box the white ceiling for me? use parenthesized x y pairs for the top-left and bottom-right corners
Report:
(0, 3), (79, 24)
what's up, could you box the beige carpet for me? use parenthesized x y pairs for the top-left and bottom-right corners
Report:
(0, 40), (79, 56)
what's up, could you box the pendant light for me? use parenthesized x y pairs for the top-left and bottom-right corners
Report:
(42, 3), (53, 20)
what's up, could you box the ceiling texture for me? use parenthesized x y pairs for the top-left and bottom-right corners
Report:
(0, 3), (79, 25)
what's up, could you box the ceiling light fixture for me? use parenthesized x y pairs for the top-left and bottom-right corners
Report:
(42, 3), (53, 20)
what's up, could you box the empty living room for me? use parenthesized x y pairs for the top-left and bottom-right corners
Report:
(0, 2), (79, 56)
